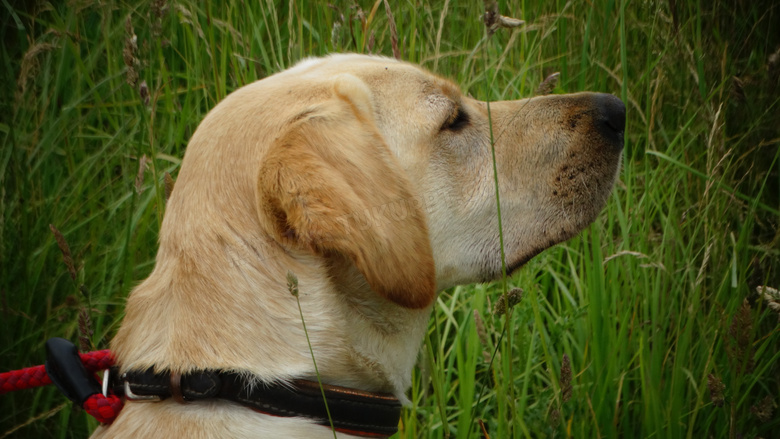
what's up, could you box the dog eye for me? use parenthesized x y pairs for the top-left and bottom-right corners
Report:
(441, 107), (470, 132)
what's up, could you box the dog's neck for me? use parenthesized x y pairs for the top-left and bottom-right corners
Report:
(111, 234), (431, 401)
(322, 255), (432, 400)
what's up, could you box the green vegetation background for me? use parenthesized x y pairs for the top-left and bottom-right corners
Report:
(1, 0), (778, 438)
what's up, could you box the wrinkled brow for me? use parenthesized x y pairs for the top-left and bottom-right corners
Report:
(437, 79), (462, 102)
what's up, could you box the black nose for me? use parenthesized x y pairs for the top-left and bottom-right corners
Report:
(594, 93), (626, 146)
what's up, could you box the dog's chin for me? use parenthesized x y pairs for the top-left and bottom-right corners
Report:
(506, 248), (547, 276)
(476, 252), (538, 284)
(479, 225), (587, 283)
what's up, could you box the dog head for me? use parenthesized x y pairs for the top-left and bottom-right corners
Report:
(250, 54), (623, 308)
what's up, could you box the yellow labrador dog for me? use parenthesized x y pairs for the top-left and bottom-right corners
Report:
(93, 54), (624, 438)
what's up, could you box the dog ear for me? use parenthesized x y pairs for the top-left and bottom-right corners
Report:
(258, 75), (436, 309)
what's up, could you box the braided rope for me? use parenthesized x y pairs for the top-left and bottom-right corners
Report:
(83, 393), (124, 424)
(0, 350), (123, 424)
(0, 364), (51, 393)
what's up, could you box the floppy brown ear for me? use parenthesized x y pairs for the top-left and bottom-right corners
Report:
(257, 77), (436, 309)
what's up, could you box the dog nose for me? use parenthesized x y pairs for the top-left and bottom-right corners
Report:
(594, 93), (626, 147)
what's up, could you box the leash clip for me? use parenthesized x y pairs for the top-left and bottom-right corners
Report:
(45, 337), (101, 405)
(102, 369), (111, 397)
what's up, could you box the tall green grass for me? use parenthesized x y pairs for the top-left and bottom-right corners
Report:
(2, 1), (778, 438)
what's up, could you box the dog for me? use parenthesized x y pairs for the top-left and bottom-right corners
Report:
(91, 54), (624, 438)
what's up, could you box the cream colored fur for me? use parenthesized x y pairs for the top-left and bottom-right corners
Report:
(92, 54), (623, 438)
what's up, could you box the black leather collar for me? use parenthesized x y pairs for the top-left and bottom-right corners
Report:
(110, 368), (401, 438)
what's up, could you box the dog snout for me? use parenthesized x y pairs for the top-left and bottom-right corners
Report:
(593, 93), (626, 148)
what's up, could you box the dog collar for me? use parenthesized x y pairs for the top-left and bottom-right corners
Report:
(109, 368), (402, 438)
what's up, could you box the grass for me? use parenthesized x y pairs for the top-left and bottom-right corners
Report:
(1, 0), (779, 438)
(288, 271), (338, 439)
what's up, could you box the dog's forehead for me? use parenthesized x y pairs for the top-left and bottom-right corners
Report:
(285, 54), (460, 99)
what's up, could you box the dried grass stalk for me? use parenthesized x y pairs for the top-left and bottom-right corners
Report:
(383, 0), (401, 60)
(560, 353), (572, 403)
(49, 224), (76, 281)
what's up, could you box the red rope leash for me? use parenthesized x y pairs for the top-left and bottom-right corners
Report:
(0, 350), (113, 392)
(82, 393), (124, 423)
(0, 349), (124, 424)
(0, 362), (52, 392)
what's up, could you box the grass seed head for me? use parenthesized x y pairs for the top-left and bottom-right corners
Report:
(151, 0), (168, 37)
(16, 41), (59, 106)
(135, 154), (148, 194)
(536, 72), (560, 96)
(164, 172), (175, 202)
(768, 46), (780, 80)
(756, 286), (780, 321)
(493, 288), (523, 316)
(49, 224), (77, 281)
(123, 16), (139, 86)
(482, 0), (524, 37)
(750, 395), (776, 423)
(560, 353), (572, 403)
(331, 21), (341, 49)
(328, 4), (344, 50)
(78, 307), (93, 352)
(730, 76), (746, 103)
(483, 0), (499, 35)
(138, 80), (150, 106)
(287, 271), (299, 297)
(383, 0), (401, 60)
(707, 373), (725, 408)
(473, 310), (491, 362)
(549, 407), (561, 429)
(151, 0), (168, 19)
(353, 5), (366, 30)
(367, 31), (375, 54)
(727, 299), (754, 375)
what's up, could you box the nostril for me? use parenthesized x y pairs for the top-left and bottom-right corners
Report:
(591, 93), (626, 150)
(597, 93), (626, 134)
